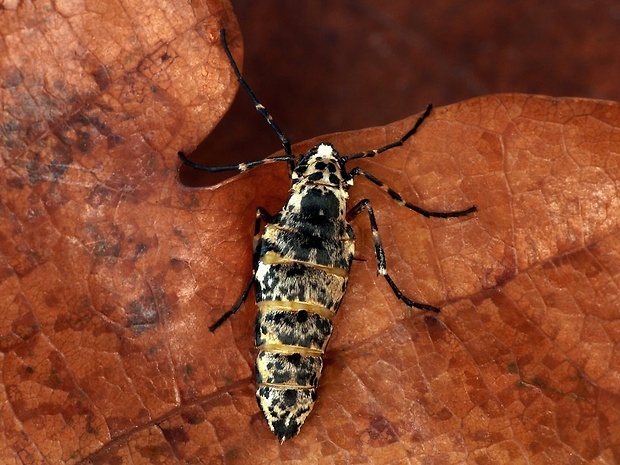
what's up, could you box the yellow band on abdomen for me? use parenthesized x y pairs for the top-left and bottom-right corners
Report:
(257, 300), (336, 320)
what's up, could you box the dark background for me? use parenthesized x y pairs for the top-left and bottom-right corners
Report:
(181, 0), (620, 185)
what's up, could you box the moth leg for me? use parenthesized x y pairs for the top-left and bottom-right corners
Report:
(178, 151), (293, 173)
(178, 28), (295, 172)
(347, 199), (439, 313)
(208, 278), (254, 332)
(345, 104), (432, 162)
(220, 28), (294, 163)
(349, 168), (477, 218)
(209, 207), (273, 332)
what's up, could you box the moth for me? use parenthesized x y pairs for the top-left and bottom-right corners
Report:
(179, 29), (476, 442)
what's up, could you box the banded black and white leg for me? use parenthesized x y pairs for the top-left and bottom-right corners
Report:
(347, 199), (440, 312)
(219, 28), (292, 159)
(346, 157), (475, 310)
(178, 28), (295, 173)
(209, 207), (273, 332)
(350, 168), (477, 219)
(344, 103), (433, 163)
(344, 104), (475, 218)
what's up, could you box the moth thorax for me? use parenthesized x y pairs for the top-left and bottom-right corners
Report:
(292, 143), (350, 187)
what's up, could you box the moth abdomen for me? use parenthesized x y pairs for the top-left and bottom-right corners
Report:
(256, 351), (323, 388)
(255, 306), (332, 443)
(256, 385), (317, 443)
(256, 262), (349, 313)
(255, 308), (333, 350)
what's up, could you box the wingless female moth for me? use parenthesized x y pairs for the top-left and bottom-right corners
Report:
(179, 29), (476, 443)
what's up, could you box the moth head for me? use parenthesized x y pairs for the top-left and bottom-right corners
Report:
(292, 143), (352, 188)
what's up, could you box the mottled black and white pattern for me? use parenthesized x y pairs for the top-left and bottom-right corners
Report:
(250, 145), (354, 441)
(179, 28), (477, 443)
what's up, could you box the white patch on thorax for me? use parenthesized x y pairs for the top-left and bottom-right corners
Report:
(316, 144), (334, 157)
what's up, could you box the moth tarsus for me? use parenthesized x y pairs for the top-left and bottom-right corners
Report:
(179, 27), (476, 443)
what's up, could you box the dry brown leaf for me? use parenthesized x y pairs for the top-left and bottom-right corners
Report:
(1, 2), (620, 465)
